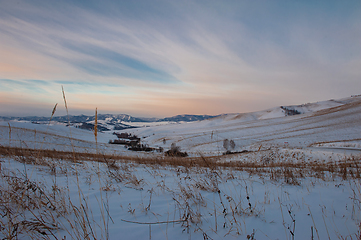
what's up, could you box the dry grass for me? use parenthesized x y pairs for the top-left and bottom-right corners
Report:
(0, 144), (360, 239)
(1, 145), (360, 182)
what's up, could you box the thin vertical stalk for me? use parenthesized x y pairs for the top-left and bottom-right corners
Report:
(61, 86), (75, 154)
(94, 108), (98, 146)
(7, 123), (11, 146)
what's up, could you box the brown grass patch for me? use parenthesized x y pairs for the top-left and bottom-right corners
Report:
(1, 145), (360, 181)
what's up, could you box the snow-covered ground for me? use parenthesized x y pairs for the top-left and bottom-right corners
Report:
(1, 155), (360, 239)
(1, 96), (361, 239)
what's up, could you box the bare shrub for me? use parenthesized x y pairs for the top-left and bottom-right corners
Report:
(230, 140), (236, 150)
(223, 139), (229, 151)
(165, 143), (188, 157)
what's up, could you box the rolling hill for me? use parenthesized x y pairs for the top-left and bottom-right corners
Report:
(0, 95), (360, 160)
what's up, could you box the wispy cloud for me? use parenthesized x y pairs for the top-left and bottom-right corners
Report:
(0, 79), (52, 93)
(0, 0), (360, 116)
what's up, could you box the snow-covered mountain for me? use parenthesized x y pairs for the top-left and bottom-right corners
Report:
(0, 114), (151, 123)
(157, 114), (219, 122)
(0, 114), (220, 131)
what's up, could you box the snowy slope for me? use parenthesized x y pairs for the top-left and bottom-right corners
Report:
(125, 95), (361, 157)
(0, 95), (360, 160)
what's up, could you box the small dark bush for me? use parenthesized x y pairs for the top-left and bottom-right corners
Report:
(165, 149), (188, 157)
(165, 143), (188, 157)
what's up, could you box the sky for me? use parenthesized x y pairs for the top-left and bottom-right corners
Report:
(1, 0), (361, 117)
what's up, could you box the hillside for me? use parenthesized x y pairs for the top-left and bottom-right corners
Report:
(124, 95), (361, 158)
(0, 95), (360, 160)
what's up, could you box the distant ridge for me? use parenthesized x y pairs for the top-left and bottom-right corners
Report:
(0, 113), (220, 131)
(157, 114), (219, 122)
(0, 114), (218, 123)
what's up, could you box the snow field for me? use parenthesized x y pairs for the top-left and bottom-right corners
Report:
(0, 156), (360, 239)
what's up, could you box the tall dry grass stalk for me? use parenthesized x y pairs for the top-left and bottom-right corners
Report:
(61, 86), (69, 117)
(51, 103), (58, 118)
(61, 85), (75, 155)
(94, 107), (98, 145)
(7, 122), (11, 146)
